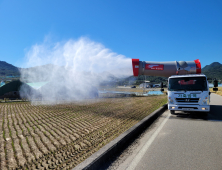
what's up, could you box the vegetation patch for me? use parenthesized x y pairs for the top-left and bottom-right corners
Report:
(210, 87), (222, 96)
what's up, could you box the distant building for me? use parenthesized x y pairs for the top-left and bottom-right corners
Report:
(139, 82), (153, 88)
(6, 75), (20, 78)
(0, 80), (99, 100)
(26, 82), (49, 90)
(0, 81), (5, 87)
(0, 80), (38, 99)
(153, 84), (160, 87)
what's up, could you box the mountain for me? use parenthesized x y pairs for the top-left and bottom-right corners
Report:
(20, 64), (64, 82)
(202, 62), (222, 81)
(202, 62), (222, 72)
(1, 60), (222, 83)
(0, 61), (20, 77)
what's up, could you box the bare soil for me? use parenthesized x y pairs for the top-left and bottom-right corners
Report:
(0, 96), (167, 169)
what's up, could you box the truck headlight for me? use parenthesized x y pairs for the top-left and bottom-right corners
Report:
(202, 96), (208, 105)
(169, 97), (174, 104)
(202, 100), (207, 105)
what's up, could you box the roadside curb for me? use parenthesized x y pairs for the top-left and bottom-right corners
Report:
(73, 103), (168, 170)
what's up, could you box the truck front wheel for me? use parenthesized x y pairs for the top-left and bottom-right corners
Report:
(170, 110), (175, 114)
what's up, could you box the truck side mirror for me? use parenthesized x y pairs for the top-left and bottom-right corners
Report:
(209, 92), (211, 95)
(213, 79), (218, 91)
(160, 82), (163, 88)
(160, 82), (164, 92)
(214, 79), (218, 87)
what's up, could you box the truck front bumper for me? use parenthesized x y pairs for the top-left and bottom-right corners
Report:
(168, 104), (210, 112)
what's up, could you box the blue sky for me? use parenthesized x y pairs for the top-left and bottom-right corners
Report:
(0, 0), (222, 68)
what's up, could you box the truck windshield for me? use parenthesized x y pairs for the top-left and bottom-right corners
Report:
(168, 77), (208, 91)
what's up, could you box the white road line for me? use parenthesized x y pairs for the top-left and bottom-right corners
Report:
(126, 112), (171, 170)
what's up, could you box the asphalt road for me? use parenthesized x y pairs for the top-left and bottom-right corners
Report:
(107, 93), (222, 170)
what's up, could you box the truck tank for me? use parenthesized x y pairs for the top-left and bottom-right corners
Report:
(132, 59), (201, 77)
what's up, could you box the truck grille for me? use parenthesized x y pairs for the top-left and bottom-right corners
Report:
(178, 107), (198, 110)
(176, 98), (199, 103)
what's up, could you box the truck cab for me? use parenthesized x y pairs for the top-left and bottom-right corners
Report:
(168, 74), (210, 114)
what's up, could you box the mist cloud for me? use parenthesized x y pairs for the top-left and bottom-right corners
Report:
(20, 37), (132, 103)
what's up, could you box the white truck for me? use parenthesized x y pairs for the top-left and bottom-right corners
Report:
(131, 58), (214, 114)
(168, 74), (210, 114)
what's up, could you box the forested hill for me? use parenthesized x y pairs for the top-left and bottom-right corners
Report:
(202, 62), (222, 81)
(0, 60), (222, 82)
(0, 61), (20, 76)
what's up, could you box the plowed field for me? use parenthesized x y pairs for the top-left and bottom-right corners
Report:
(0, 96), (167, 170)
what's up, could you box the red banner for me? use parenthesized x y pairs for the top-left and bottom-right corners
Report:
(145, 64), (164, 70)
(178, 80), (196, 85)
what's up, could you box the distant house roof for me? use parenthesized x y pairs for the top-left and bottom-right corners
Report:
(26, 82), (49, 90)
(140, 82), (153, 85)
(0, 81), (5, 87)
(6, 75), (20, 78)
